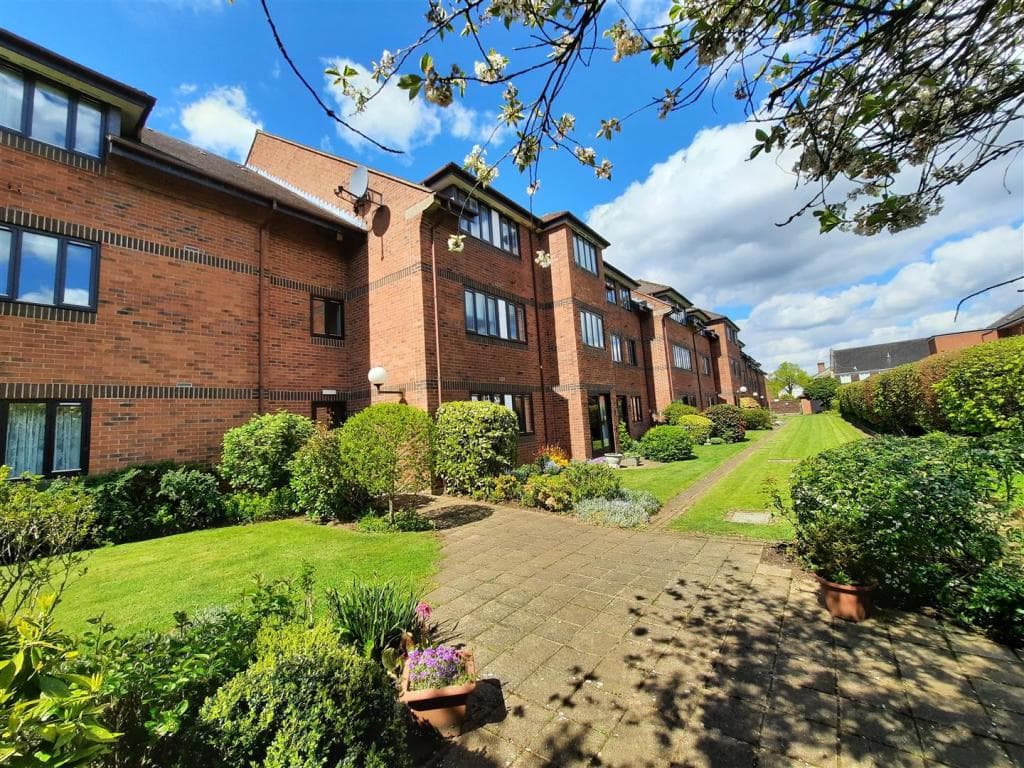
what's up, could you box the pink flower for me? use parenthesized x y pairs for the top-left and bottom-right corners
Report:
(415, 601), (432, 622)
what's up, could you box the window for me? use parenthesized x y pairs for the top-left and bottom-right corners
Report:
(1, 400), (89, 477)
(471, 393), (534, 434)
(445, 187), (520, 255)
(0, 65), (109, 158)
(732, 359), (741, 376)
(626, 339), (638, 366)
(0, 225), (98, 309)
(580, 309), (604, 348)
(706, 395), (717, 408)
(701, 355), (712, 375)
(672, 344), (693, 370)
(630, 396), (642, 422)
(726, 326), (737, 342)
(611, 333), (622, 362)
(311, 297), (344, 338)
(617, 395), (628, 424)
(669, 309), (687, 324)
(464, 288), (526, 342)
(573, 234), (598, 273)
(312, 401), (347, 428)
(619, 287), (631, 308)
(605, 280), (617, 304)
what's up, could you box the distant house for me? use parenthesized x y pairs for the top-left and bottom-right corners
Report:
(988, 305), (1024, 338)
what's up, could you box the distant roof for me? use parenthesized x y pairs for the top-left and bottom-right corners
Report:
(634, 280), (692, 309)
(421, 162), (534, 222)
(831, 338), (932, 375)
(603, 262), (640, 289)
(989, 305), (1024, 330)
(109, 130), (367, 232)
(538, 211), (610, 248)
(0, 28), (155, 136)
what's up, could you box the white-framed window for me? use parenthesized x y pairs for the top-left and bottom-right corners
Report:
(630, 396), (642, 422)
(464, 288), (526, 342)
(580, 309), (604, 348)
(701, 355), (712, 375)
(1, 400), (89, 477)
(470, 392), (534, 434)
(669, 309), (687, 324)
(0, 225), (99, 310)
(611, 333), (623, 362)
(573, 234), (598, 273)
(605, 280), (617, 304)
(672, 344), (693, 370)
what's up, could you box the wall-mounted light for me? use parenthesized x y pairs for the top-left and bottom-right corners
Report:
(368, 366), (404, 396)
(738, 385), (748, 394)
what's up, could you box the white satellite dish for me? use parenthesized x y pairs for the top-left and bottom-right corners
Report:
(349, 166), (369, 200)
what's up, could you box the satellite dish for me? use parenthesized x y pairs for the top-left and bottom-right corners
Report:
(349, 166), (369, 200)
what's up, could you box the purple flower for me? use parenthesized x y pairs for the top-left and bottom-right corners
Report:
(406, 644), (471, 691)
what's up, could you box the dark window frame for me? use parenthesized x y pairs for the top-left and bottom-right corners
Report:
(0, 63), (109, 160)
(579, 308), (605, 349)
(470, 392), (534, 435)
(572, 234), (598, 274)
(626, 338), (638, 366)
(0, 399), (91, 478)
(0, 224), (100, 311)
(611, 332), (623, 363)
(464, 287), (527, 344)
(310, 295), (344, 339)
(446, 187), (521, 257)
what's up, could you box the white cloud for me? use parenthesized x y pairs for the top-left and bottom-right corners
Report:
(180, 86), (263, 161)
(587, 118), (1024, 373)
(175, 83), (198, 96)
(323, 57), (509, 155)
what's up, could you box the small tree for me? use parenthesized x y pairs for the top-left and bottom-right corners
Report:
(769, 362), (810, 398)
(803, 377), (841, 410)
(337, 404), (433, 520)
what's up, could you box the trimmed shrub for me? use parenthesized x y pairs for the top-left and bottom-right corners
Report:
(677, 414), (713, 444)
(708, 437), (725, 445)
(802, 377), (840, 410)
(944, 558), (1024, 647)
(336, 404), (433, 515)
(739, 396), (760, 409)
(83, 461), (179, 544)
(870, 364), (923, 434)
(662, 401), (699, 425)
(703, 404), (746, 442)
(434, 401), (519, 495)
(289, 426), (368, 523)
(224, 489), (295, 524)
(573, 489), (660, 528)
(200, 622), (410, 768)
(935, 336), (1024, 435)
(561, 461), (622, 502)
(154, 468), (226, 534)
(356, 511), (434, 533)
(639, 426), (695, 462)
(488, 473), (523, 503)
(521, 474), (573, 513)
(915, 349), (963, 431)
(789, 436), (1002, 607)
(617, 421), (638, 454)
(741, 408), (773, 431)
(219, 411), (316, 495)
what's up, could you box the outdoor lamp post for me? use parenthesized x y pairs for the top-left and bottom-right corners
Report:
(367, 366), (404, 396)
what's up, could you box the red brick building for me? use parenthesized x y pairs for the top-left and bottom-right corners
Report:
(0, 31), (769, 476)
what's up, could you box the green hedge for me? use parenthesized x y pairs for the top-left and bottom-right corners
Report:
(676, 414), (713, 444)
(703, 404), (746, 442)
(219, 411), (316, 495)
(639, 426), (694, 462)
(662, 401), (699, 424)
(838, 336), (1024, 435)
(433, 401), (519, 494)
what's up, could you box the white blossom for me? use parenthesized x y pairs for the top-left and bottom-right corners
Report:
(448, 234), (466, 253)
(534, 249), (552, 268)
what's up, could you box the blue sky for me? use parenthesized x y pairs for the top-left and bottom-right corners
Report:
(5, 0), (1022, 372)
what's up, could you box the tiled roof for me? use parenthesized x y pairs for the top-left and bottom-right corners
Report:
(831, 338), (932, 375)
(989, 304), (1024, 329)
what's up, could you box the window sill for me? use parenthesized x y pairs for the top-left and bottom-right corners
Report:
(459, 232), (522, 260)
(465, 332), (529, 349)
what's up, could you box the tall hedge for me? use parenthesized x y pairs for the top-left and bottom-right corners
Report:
(838, 337), (1024, 436)
(434, 401), (519, 494)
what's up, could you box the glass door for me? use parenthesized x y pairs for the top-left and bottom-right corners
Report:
(588, 394), (613, 456)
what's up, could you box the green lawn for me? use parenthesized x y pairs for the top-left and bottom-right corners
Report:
(668, 413), (865, 539)
(619, 430), (771, 503)
(52, 519), (440, 636)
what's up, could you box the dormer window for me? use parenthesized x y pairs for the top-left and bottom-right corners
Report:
(444, 187), (520, 256)
(669, 309), (687, 324)
(605, 280), (617, 304)
(0, 64), (112, 158)
(572, 234), (598, 273)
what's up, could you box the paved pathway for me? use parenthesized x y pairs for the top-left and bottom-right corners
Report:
(421, 500), (1024, 768)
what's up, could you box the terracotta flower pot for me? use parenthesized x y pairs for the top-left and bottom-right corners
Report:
(399, 650), (477, 737)
(815, 575), (876, 622)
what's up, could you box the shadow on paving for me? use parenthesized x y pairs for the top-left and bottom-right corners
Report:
(427, 504), (495, 530)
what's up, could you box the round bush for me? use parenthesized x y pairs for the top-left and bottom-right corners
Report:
(790, 436), (1001, 606)
(740, 408), (773, 431)
(935, 336), (1024, 435)
(337, 404), (433, 513)
(676, 414), (713, 444)
(154, 468), (226, 533)
(434, 401), (519, 495)
(521, 474), (573, 513)
(219, 411), (316, 495)
(662, 401), (699, 425)
(201, 622), (410, 768)
(802, 377), (840, 410)
(561, 461), (622, 502)
(289, 426), (370, 522)
(639, 426), (695, 462)
(703, 404), (746, 442)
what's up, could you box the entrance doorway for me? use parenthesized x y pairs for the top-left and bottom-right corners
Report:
(588, 394), (613, 456)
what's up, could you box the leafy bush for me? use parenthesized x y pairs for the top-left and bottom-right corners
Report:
(708, 437), (725, 445)
(219, 411), (316, 495)
(200, 622), (410, 768)
(617, 420), (638, 454)
(224, 489), (296, 524)
(676, 414), (713, 444)
(0, 600), (117, 767)
(869, 364), (923, 434)
(561, 461), (622, 502)
(803, 377), (840, 409)
(943, 556), (1024, 647)
(703, 404), (746, 442)
(1, 468), (94, 614)
(510, 464), (539, 483)
(473, 473), (523, 504)
(356, 511), (434, 532)
(155, 468), (226, 533)
(573, 489), (661, 528)
(289, 426), (368, 523)
(337, 404), (433, 516)
(915, 349), (963, 431)
(434, 401), (519, 494)
(740, 408), (773, 431)
(84, 461), (178, 544)
(521, 474), (574, 513)
(935, 336), (1024, 435)
(81, 574), (311, 768)
(789, 436), (1002, 606)
(662, 401), (699, 424)
(639, 425), (695, 462)
(326, 580), (422, 662)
